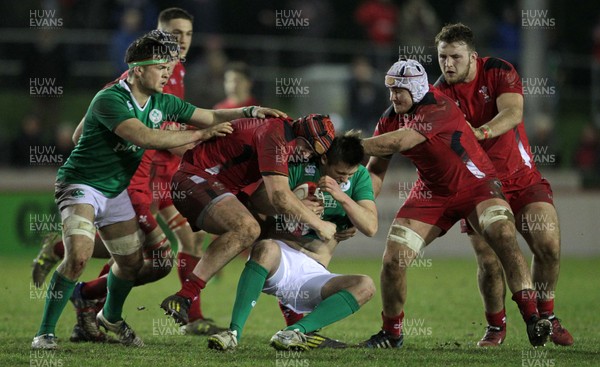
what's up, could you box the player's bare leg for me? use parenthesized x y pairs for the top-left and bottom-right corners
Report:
(94, 218), (144, 346)
(159, 205), (225, 335)
(32, 231), (110, 288)
(32, 204), (96, 349)
(470, 233), (507, 346)
(468, 198), (551, 347)
(517, 202), (573, 346)
(361, 218), (440, 348)
(161, 196), (261, 324)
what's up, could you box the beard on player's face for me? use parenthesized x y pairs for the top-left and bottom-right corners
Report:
(444, 58), (471, 85)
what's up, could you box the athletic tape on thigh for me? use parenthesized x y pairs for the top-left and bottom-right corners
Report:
(166, 212), (188, 232)
(103, 230), (143, 256)
(63, 214), (96, 240)
(479, 205), (514, 232)
(387, 224), (425, 253)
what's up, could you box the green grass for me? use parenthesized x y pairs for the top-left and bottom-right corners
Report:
(1, 253), (599, 367)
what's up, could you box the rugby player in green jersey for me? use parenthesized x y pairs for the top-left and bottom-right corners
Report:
(32, 30), (285, 350)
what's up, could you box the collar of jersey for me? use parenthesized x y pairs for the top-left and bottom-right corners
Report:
(119, 79), (151, 112)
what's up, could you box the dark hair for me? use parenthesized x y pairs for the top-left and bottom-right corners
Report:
(125, 30), (179, 64)
(158, 7), (193, 24)
(434, 23), (476, 51)
(225, 61), (252, 81)
(326, 131), (364, 167)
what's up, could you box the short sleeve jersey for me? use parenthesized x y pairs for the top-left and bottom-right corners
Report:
(57, 80), (196, 197)
(374, 86), (496, 195)
(435, 57), (536, 180)
(179, 117), (298, 194)
(284, 163), (375, 239)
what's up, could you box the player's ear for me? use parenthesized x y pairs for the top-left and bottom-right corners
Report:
(470, 51), (478, 62)
(320, 154), (327, 166)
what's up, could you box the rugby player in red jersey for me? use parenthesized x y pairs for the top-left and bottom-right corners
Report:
(359, 58), (552, 348)
(434, 23), (572, 346)
(160, 114), (338, 325)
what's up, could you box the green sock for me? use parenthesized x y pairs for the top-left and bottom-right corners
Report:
(37, 271), (76, 336)
(229, 260), (269, 341)
(285, 289), (360, 334)
(103, 269), (135, 323)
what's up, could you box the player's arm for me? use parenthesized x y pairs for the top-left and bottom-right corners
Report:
(472, 92), (523, 140)
(319, 175), (377, 237)
(366, 156), (390, 198)
(72, 117), (85, 144)
(262, 174), (336, 241)
(114, 118), (232, 150)
(362, 128), (426, 156)
(186, 106), (287, 129)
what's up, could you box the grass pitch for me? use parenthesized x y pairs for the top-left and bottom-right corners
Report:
(1, 252), (598, 367)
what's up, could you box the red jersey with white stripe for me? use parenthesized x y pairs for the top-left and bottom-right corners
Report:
(179, 117), (298, 195)
(435, 57), (536, 181)
(374, 86), (496, 196)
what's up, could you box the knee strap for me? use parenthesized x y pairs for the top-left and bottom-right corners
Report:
(63, 214), (96, 240)
(479, 205), (514, 233)
(387, 224), (425, 253)
(103, 230), (143, 256)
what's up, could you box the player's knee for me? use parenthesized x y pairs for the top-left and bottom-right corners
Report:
(250, 239), (279, 265)
(531, 238), (560, 265)
(486, 220), (516, 246)
(64, 254), (91, 277)
(236, 216), (261, 245)
(354, 275), (376, 305)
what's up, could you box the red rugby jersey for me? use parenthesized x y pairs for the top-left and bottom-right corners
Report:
(374, 86), (496, 195)
(179, 117), (299, 195)
(435, 57), (536, 180)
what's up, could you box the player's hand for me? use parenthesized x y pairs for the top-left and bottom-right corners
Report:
(334, 227), (357, 242)
(318, 176), (346, 201)
(466, 120), (484, 140)
(301, 197), (324, 217)
(200, 122), (233, 140)
(315, 220), (337, 241)
(253, 106), (288, 118)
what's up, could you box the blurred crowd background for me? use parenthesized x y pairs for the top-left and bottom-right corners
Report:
(2, 0), (600, 187)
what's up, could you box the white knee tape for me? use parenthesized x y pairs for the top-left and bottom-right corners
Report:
(63, 214), (96, 240)
(103, 230), (143, 256)
(479, 205), (514, 233)
(387, 225), (425, 253)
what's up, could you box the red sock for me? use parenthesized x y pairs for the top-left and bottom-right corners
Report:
(382, 311), (404, 337)
(80, 275), (108, 300)
(98, 263), (110, 277)
(177, 273), (206, 302)
(538, 298), (554, 317)
(485, 308), (506, 328)
(278, 301), (304, 326)
(511, 289), (539, 321)
(177, 252), (203, 320)
(53, 241), (64, 258)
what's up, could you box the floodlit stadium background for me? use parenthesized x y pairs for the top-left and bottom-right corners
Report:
(1, 0), (599, 259)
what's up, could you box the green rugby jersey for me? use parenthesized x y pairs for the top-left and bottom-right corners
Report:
(284, 162), (375, 239)
(57, 80), (195, 197)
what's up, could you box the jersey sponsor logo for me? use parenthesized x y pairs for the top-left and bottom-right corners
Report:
(340, 180), (351, 192)
(126, 101), (134, 111)
(113, 142), (141, 153)
(478, 86), (492, 103)
(304, 164), (316, 175)
(70, 189), (85, 198)
(149, 109), (163, 127)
